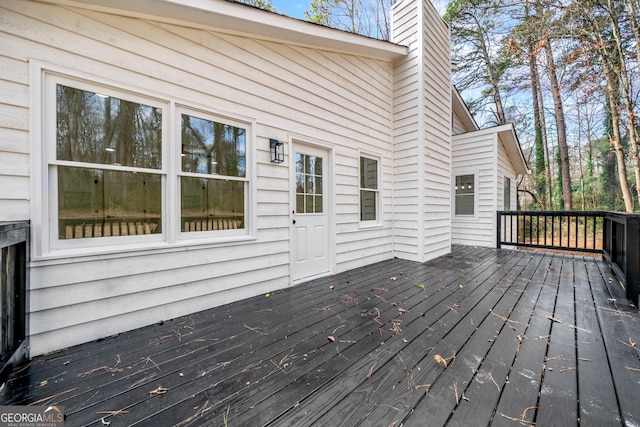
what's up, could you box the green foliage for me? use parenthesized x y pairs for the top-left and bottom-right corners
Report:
(236, 0), (278, 13)
(304, 0), (331, 25)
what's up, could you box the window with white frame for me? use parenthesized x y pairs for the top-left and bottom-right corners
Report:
(45, 73), (249, 251)
(359, 156), (379, 222)
(504, 177), (511, 211)
(179, 110), (247, 234)
(455, 174), (475, 216)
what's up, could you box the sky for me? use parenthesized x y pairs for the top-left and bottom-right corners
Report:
(271, 0), (308, 19)
(269, 0), (448, 21)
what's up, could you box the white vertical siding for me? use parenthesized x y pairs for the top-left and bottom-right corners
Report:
(392, 0), (451, 262)
(0, 0), (396, 355)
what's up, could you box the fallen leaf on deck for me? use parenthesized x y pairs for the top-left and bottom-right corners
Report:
(328, 336), (336, 342)
(434, 354), (448, 368)
(149, 385), (168, 395)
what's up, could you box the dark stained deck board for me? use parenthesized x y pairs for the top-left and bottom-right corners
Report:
(574, 256), (623, 427)
(2, 246), (639, 427)
(586, 257), (640, 426)
(233, 247), (516, 426)
(305, 250), (534, 427)
(400, 251), (541, 427)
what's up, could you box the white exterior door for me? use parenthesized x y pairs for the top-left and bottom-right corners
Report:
(291, 144), (330, 282)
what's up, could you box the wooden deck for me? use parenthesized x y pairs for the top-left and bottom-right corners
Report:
(2, 245), (640, 426)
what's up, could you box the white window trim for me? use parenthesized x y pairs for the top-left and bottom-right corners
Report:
(452, 170), (478, 220)
(358, 151), (382, 227)
(31, 61), (256, 260)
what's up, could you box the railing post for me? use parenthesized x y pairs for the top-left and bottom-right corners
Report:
(625, 215), (640, 307)
(496, 211), (502, 249)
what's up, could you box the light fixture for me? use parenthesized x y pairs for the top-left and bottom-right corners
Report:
(270, 139), (284, 164)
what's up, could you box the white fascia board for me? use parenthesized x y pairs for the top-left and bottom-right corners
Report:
(451, 87), (479, 132)
(37, 0), (408, 61)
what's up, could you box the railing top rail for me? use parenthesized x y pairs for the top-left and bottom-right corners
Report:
(0, 221), (31, 231)
(498, 210), (606, 216)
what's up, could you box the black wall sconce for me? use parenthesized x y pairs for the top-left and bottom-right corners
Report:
(270, 139), (284, 164)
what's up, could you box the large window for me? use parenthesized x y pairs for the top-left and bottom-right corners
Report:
(455, 174), (475, 216)
(54, 83), (164, 240)
(359, 156), (379, 222)
(180, 112), (247, 233)
(45, 74), (250, 251)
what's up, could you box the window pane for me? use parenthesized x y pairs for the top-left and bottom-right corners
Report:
(296, 153), (304, 174)
(296, 194), (304, 213)
(181, 114), (246, 177)
(311, 157), (322, 176)
(455, 195), (474, 215)
(504, 177), (511, 210)
(455, 175), (474, 195)
(360, 190), (377, 221)
(360, 157), (378, 189)
(455, 175), (474, 215)
(314, 195), (323, 213)
(58, 166), (161, 239)
(181, 177), (245, 232)
(295, 153), (323, 214)
(56, 84), (162, 169)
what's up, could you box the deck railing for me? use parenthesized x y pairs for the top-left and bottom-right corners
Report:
(497, 211), (640, 307)
(0, 221), (29, 382)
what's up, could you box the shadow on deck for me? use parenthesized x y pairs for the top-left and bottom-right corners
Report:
(2, 245), (640, 426)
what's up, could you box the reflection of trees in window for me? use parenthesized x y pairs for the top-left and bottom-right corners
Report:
(56, 85), (162, 168)
(180, 113), (247, 231)
(55, 84), (163, 239)
(181, 114), (246, 177)
(360, 157), (378, 221)
(295, 154), (323, 214)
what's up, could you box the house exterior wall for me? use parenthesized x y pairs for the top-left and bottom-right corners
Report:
(452, 109), (467, 136)
(0, 0), (398, 355)
(451, 129), (520, 247)
(451, 131), (496, 246)
(392, 0), (451, 262)
(498, 134), (518, 211)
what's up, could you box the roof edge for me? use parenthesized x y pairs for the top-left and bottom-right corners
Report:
(35, 0), (408, 61)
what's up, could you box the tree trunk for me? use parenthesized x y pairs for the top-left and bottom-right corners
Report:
(607, 0), (640, 199)
(472, 14), (507, 125)
(603, 62), (635, 212)
(536, 1), (572, 211)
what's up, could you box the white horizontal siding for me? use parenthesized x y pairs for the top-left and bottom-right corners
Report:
(391, 0), (451, 262)
(452, 109), (467, 136)
(1, 0), (397, 355)
(421, 0), (452, 260)
(451, 131), (497, 247)
(498, 134), (518, 211)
